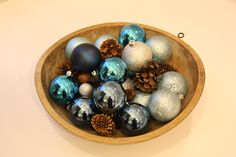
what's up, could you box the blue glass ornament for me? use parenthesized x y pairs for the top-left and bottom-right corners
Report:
(93, 81), (126, 114)
(117, 103), (151, 136)
(99, 57), (128, 83)
(118, 24), (146, 46)
(49, 75), (79, 106)
(69, 98), (97, 128)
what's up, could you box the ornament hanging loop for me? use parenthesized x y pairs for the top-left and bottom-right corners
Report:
(177, 32), (184, 38)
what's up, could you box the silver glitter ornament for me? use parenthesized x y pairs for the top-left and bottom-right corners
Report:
(65, 37), (91, 59)
(146, 35), (172, 63)
(131, 91), (151, 107)
(122, 78), (135, 91)
(158, 71), (188, 100)
(147, 89), (181, 122)
(94, 35), (114, 49)
(79, 83), (93, 97)
(121, 41), (152, 71)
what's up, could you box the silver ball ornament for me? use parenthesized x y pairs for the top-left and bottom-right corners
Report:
(146, 35), (172, 63)
(94, 35), (114, 49)
(148, 89), (181, 122)
(79, 83), (93, 97)
(121, 41), (152, 71)
(65, 37), (91, 59)
(158, 71), (188, 100)
(131, 91), (151, 107)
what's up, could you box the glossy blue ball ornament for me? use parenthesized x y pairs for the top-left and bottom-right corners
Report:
(117, 103), (151, 136)
(118, 24), (146, 46)
(99, 57), (128, 83)
(69, 98), (97, 128)
(49, 75), (79, 106)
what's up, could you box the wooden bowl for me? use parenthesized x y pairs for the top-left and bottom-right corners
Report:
(35, 22), (205, 144)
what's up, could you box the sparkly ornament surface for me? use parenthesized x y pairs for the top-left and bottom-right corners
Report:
(121, 41), (152, 71)
(65, 37), (91, 59)
(98, 57), (128, 83)
(93, 81), (126, 114)
(71, 43), (101, 73)
(95, 35), (114, 49)
(146, 35), (172, 63)
(79, 83), (93, 97)
(131, 91), (151, 107)
(49, 75), (79, 106)
(158, 71), (188, 100)
(117, 103), (150, 136)
(69, 98), (96, 127)
(148, 89), (181, 122)
(118, 24), (145, 46)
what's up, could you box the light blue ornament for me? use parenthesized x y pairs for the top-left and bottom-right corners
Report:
(49, 75), (79, 106)
(99, 57), (128, 83)
(65, 37), (91, 59)
(95, 35), (114, 49)
(118, 24), (145, 46)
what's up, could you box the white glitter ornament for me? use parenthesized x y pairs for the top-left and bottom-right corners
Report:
(121, 41), (152, 71)
(79, 83), (93, 97)
(147, 88), (181, 122)
(158, 71), (188, 100)
(94, 35), (114, 49)
(146, 35), (172, 63)
(131, 91), (151, 107)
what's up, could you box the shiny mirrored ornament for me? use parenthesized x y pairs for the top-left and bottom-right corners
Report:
(131, 91), (151, 107)
(148, 89), (181, 122)
(158, 71), (188, 100)
(79, 83), (93, 97)
(71, 43), (102, 73)
(93, 81), (126, 114)
(121, 41), (152, 71)
(118, 24), (145, 46)
(117, 103), (151, 136)
(146, 35), (172, 63)
(99, 57), (128, 83)
(49, 75), (79, 106)
(69, 98), (96, 127)
(65, 37), (91, 59)
(95, 35), (114, 49)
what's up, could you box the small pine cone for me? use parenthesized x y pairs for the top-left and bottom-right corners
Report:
(125, 89), (136, 101)
(55, 61), (71, 75)
(91, 114), (116, 137)
(157, 63), (178, 75)
(134, 72), (157, 93)
(76, 73), (92, 83)
(100, 38), (123, 59)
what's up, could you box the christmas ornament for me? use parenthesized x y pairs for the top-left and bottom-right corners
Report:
(117, 103), (150, 136)
(79, 83), (93, 97)
(95, 35), (114, 49)
(49, 75), (79, 106)
(98, 57), (128, 83)
(71, 43), (102, 73)
(69, 98), (96, 127)
(158, 71), (188, 100)
(133, 61), (159, 92)
(65, 37), (91, 59)
(146, 35), (172, 63)
(122, 78), (135, 91)
(55, 61), (72, 75)
(91, 114), (116, 136)
(100, 39), (123, 59)
(121, 41), (152, 71)
(118, 24), (145, 46)
(147, 89), (181, 122)
(131, 91), (151, 107)
(125, 89), (136, 101)
(93, 81), (126, 114)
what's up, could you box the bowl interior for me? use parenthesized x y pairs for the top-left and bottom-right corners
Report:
(36, 23), (204, 144)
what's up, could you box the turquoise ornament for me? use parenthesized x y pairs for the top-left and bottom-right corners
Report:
(118, 24), (145, 46)
(49, 75), (79, 106)
(99, 57), (128, 83)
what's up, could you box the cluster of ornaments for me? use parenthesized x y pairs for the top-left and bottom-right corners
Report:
(49, 24), (188, 137)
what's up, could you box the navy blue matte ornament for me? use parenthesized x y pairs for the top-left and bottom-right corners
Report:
(49, 75), (79, 106)
(118, 24), (146, 46)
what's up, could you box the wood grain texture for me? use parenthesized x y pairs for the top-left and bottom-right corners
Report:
(35, 22), (205, 144)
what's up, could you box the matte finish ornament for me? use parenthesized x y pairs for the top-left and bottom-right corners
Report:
(49, 75), (79, 106)
(79, 83), (93, 97)
(118, 24), (145, 46)
(95, 35), (114, 49)
(71, 43), (102, 73)
(158, 71), (188, 100)
(122, 78), (135, 91)
(93, 81), (126, 114)
(131, 91), (151, 107)
(65, 37), (91, 59)
(146, 35), (172, 63)
(69, 98), (96, 127)
(148, 89), (181, 122)
(121, 41), (152, 71)
(117, 103), (151, 136)
(99, 57), (128, 83)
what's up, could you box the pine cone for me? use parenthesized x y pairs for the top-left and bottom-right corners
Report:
(157, 63), (177, 75)
(91, 114), (116, 137)
(76, 73), (92, 83)
(55, 61), (71, 75)
(100, 38), (123, 59)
